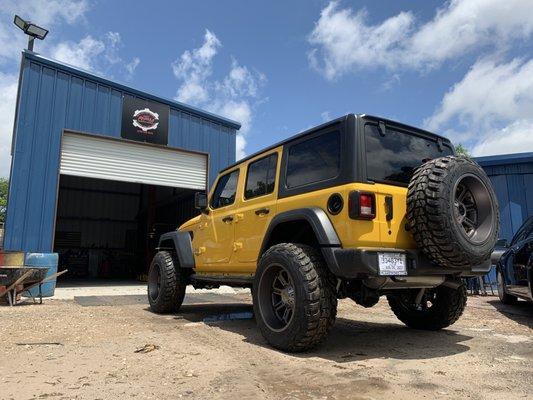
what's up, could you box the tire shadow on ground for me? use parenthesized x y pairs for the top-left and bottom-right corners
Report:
(146, 302), (473, 362)
(485, 299), (533, 329)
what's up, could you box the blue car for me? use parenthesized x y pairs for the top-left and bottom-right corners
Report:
(493, 216), (533, 304)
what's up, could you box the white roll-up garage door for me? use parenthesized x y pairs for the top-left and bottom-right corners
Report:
(60, 132), (207, 190)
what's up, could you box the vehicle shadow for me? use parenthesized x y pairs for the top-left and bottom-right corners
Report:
(485, 299), (533, 329)
(161, 302), (473, 362)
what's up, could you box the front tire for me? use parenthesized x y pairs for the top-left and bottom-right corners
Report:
(253, 243), (337, 352)
(148, 251), (187, 314)
(497, 269), (517, 305)
(387, 285), (467, 330)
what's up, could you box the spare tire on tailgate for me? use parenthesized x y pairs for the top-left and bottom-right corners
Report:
(407, 156), (499, 269)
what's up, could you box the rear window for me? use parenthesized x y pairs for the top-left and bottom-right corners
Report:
(365, 124), (452, 185)
(286, 131), (340, 188)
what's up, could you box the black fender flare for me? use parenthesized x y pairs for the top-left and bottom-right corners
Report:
(259, 207), (344, 276)
(158, 231), (195, 269)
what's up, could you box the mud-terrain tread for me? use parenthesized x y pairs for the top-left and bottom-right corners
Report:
(387, 285), (467, 330)
(407, 156), (499, 268)
(148, 251), (186, 314)
(254, 243), (337, 352)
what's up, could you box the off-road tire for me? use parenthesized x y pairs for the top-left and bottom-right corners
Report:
(253, 243), (337, 352)
(147, 251), (187, 314)
(387, 285), (467, 330)
(407, 156), (499, 269)
(497, 269), (518, 305)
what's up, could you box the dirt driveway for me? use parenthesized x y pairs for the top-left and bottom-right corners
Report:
(1, 290), (531, 400)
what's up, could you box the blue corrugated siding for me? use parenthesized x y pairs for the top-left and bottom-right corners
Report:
(477, 156), (533, 241)
(4, 53), (236, 253)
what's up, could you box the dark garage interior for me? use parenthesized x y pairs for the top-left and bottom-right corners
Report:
(53, 175), (198, 282)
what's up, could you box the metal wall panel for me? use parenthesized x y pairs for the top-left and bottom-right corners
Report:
(4, 52), (237, 253)
(477, 153), (533, 241)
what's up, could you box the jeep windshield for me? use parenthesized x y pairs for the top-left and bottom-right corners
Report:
(364, 123), (453, 186)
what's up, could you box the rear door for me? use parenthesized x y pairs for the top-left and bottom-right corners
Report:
(233, 150), (280, 268)
(363, 122), (453, 248)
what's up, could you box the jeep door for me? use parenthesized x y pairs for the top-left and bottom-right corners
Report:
(193, 169), (239, 270)
(232, 150), (280, 268)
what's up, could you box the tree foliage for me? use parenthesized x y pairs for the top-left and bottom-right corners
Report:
(0, 178), (8, 224)
(455, 144), (471, 158)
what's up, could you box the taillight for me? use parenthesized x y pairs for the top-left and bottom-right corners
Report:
(348, 191), (376, 220)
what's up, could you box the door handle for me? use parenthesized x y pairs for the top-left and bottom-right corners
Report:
(255, 208), (270, 216)
(222, 215), (234, 223)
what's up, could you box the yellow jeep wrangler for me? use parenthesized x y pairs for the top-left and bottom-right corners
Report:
(148, 114), (499, 352)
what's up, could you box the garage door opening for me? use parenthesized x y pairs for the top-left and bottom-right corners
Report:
(54, 175), (199, 283)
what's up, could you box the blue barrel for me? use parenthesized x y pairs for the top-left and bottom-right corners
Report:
(25, 253), (59, 297)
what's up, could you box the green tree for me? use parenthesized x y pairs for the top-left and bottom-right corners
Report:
(455, 144), (471, 158)
(0, 178), (8, 224)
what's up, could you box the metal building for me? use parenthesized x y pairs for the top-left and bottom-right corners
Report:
(476, 152), (533, 241)
(4, 51), (238, 280)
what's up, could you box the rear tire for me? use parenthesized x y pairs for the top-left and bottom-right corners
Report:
(497, 270), (517, 305)
(387, 285), (467, 330)
(148, 251), (187, 314)
(253, 243), (337, 352)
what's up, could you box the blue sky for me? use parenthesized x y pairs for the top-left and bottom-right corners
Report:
(1, 0), (533, 177)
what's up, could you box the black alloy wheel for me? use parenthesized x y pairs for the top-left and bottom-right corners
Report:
(252, 243), (337, 352)
(453, 174), (494, 244)
(259, 264), (296, 331)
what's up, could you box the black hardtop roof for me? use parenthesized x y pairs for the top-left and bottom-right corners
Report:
(219, 113), (451, 173)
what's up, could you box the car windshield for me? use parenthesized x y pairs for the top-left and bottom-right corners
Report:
(365, 124), (453, 185)
(511, 216), (533, 245)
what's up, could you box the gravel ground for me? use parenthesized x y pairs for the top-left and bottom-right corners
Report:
(0, 291), (531, 400)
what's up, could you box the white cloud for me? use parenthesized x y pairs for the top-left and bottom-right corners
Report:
(172, 30), (266, 159)
(0, 0), (90, 178)
(308, 2), (413, 79)
(472, 120), (533, 156)
(0, 0), (90, 64)
(0, 72), (17, 177)
(0, 1), (140, 178)
(50, 32), (140, 79)
(309, 0), (533, 79)
(309, 1), (533, 158)
(321, 111), (331, 122)
(426, 58), (533, 132)
(51, 35), (106, 71)
(2, 0), (89, 25)
(426, 58), (533, 155)
(172, 30), (221, 104)
(125, 57), (140, 79)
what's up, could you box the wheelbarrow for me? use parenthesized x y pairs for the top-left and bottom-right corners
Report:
(0, 266), (67, 306)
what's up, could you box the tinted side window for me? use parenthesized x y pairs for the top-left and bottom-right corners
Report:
(210, 170), (239, 209)
(245, 153), (278, 199)
(286, 131), (340, 188)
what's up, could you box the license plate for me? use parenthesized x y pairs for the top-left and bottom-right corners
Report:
(378, 253), (407, 276)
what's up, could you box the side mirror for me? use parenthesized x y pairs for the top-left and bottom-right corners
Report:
(495, 238), (508, 248)
(194, 192), (208, 213)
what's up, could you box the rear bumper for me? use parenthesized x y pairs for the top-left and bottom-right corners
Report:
(324, 247), (492, 279)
